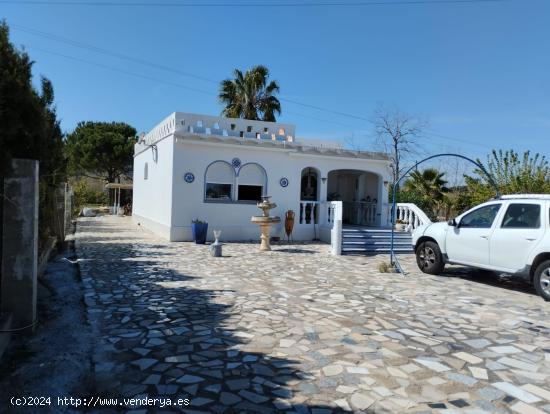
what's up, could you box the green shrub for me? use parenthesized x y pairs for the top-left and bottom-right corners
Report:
(459, 150), (550, 211)
(73, 180), (108, 208)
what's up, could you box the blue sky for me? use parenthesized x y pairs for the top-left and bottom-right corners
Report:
(2, 0), (549, 166)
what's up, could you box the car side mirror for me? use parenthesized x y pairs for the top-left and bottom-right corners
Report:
(448, 218), (457, 227)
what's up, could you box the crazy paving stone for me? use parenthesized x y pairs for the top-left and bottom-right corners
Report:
(74, 216), (550, 414)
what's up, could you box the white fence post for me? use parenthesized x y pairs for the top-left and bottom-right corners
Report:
(331, 219), (342, 256)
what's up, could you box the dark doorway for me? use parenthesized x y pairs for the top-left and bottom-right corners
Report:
(300, 168), (318, 201)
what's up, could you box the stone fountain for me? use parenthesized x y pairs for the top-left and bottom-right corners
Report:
(251, 196), (281, 251)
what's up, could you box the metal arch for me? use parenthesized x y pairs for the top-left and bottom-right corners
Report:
(389, 153), (499, 270)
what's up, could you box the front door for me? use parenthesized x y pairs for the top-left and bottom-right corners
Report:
(446, 203), (502, 266)
(490, 202), (544, 272)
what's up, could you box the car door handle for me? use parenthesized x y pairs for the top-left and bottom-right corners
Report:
(526, 238), (537, 241)
(480, 235), (489, 239)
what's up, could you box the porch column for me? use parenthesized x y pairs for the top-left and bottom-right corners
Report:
(319, 170), (328, 202)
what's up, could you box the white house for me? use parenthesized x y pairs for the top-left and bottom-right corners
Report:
(132, 112), (393, 243)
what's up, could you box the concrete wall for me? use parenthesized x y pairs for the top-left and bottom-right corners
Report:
(1, 159), (39, 331)
(133, 134), (391, 241)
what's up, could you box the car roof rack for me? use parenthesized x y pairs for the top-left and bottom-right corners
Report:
(497, 194), (550, 200)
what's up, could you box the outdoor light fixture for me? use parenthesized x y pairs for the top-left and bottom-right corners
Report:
(150, 144), (158, 162)
(321, 177), (327, 184)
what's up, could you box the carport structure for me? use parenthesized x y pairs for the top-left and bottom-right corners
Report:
(105, 183), (133, 215)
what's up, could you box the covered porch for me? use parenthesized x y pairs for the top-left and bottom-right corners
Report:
(326, 169), (383, 227)
(295, 167), (389, 240)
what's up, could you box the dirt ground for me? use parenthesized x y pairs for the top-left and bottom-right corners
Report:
(0, 238), (94, 413)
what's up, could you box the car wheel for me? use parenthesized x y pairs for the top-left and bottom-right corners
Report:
(534, 260), (550, 301)
(416, 241), (445, 275)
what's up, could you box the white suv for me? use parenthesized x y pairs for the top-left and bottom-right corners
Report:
(412, 195), (550, 301)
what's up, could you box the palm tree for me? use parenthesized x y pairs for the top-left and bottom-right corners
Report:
(219, 65), (281, 122)
(404, 168), (448, 219)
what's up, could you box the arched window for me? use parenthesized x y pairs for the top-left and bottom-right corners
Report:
(205, 161), (234, 201)
(144, 162), (148, 180)
(301, 167), (319, 201)
(237, 163), (266, 202)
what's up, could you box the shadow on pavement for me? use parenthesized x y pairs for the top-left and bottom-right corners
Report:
(440, 266), (538, 297)
(76, 218), (352, 413)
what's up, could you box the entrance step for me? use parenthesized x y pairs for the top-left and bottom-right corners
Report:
(342, 241), (412, 246)
(342, 234), (411, 239)
(341, 228), (413, 255)
(342, 246), (414, 254)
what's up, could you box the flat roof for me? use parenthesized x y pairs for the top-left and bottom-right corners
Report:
(173, 133), (390, 161)
(105, 183), (133, 190)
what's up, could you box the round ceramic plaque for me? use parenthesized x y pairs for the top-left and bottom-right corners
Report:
(279, 177), (289, 187)
(184, 172), (195, 183)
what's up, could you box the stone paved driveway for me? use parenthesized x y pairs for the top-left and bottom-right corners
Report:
(76, 216), (550, 413)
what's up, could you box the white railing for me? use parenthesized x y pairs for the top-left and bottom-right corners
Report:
(319, 201), (343, 256)
(395, 203), (432, 230)
(299, 201), (319, 225)
(322, 201), (343, 227)
(343, 201), (377, 226)
(141, 113), (176, 145)
(301, 200), (348, 227)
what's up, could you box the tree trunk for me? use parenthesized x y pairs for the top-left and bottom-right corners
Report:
(393, 140), (400, 187)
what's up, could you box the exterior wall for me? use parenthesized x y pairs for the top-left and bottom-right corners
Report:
(132, 136), (175, 239)
(133, 113), (391, 242)
(164, 137), (390, 241)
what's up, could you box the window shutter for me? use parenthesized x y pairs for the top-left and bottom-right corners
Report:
(206, 161), (234, 184)
(238, 164), (266, 186)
